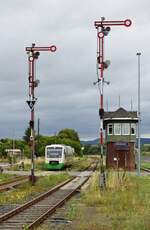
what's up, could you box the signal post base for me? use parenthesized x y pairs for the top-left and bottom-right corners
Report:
(29, 174), (37, 185)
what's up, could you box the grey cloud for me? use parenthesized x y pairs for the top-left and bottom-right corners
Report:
(0, 0), (149, 139)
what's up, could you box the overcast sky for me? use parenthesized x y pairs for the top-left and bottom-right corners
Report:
(0, 0), (149, 140)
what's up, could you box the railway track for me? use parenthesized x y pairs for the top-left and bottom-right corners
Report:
(141, 167), (150, 173)
(0, 161), (97, 229)
(0, 176), (28, 192)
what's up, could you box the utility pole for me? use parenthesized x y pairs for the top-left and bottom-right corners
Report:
(118, 95), (121, 108)
(94, 18), (132, 189)
(136, 52), (141, 176)
(37, 117), (40, 157)
(12, 129), (15, 164)
(131, 97), (133, 111)
(25, 43), (56, 185)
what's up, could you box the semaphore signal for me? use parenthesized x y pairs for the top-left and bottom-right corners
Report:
(94, 17), (132, 189)
(25, 43), (57, 185)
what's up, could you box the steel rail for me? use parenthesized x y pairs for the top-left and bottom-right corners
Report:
(0, 161), (98, 229)
(27, 161), (98, 229)
(27, 176), (90, 229)
(0, 177), (74, 223)
(0, 176), (27, 187)
(0, 176), (28, 192)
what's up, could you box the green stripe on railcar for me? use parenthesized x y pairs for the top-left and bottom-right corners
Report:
(45, 163), (65, 170)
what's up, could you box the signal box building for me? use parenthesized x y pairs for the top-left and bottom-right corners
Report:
(104, 107), (138, 170)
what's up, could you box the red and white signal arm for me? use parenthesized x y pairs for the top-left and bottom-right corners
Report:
(26, 46), (57, 52)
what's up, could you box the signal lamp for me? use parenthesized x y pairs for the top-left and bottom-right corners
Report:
(101, 17), (105, 21)
(34, 79), (40, 87)
(103, 60), (111, 69)
(29, 120), (34, 129)
(97, 56), (100, 64)
(33, 51), (40, 59)
(102, 26), (111, 36)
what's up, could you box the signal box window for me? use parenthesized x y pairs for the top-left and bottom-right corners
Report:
(114, 123), (121, 135)
(131, 123), (136, 135)
(108, 124), (113, 135)
(122, 123), (130, 135)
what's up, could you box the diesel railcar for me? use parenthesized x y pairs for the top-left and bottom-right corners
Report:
(45, 144), (74, 170)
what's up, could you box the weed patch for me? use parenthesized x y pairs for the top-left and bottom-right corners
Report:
(0, 173), (70, 205)
(66, 171), (150, 230)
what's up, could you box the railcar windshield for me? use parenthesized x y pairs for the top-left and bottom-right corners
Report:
(47, 147), (63, 158)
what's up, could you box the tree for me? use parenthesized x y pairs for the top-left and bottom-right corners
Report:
(21, 127), (82, 157)
(82, 144), (101, 155)
(57, 129), (80, 142)
(23, 127), (31, 144)
(57, 129), (81, 155)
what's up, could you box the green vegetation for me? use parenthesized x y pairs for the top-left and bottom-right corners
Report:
(141, 162), (150, 169)
(0, 173), (18, 183)
(141, 146), (150, 168)
(83, 144), (104, 155)
(141, 145), (150, 156)
(7, 158), (45, 171)
(6, 156), (96, 172)
(57, 128), (80, 142)
(0, 138), (30, 159)
(65, 171), (150, 230)
(0, 128), (82, 160)
(141, 144), (150, 152)
(68, 156), (97, 171)
(0, 173), (70, 205)
(23, 126), (31, 144)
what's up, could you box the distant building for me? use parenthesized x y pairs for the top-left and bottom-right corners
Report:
(104, 107), (138, 170)
(5, 149), (22, 158)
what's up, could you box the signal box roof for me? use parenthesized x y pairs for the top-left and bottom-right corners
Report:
(104, 107), (138, 121)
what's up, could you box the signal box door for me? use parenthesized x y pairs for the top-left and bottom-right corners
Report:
(113, 151), (127, 169)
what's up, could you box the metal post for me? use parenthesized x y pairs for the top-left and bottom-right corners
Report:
(31, 58), (35, 184)
(12, 129), (15, 164)
(98, 29), (105, 188)
(137, 52), (141, 176)
(26, 43), (56, 185)
(28, 43), (36, 185)
(94, 18), (132, 189)
(37, 118), (40, 157)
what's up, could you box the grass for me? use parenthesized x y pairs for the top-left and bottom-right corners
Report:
(65, 171), (150, 230)
(6, 156), (97, 172)
(5, 156), (97, 171)
(141, 151), (150, 156)
(68, 156), (98, 171)
(6, 158), (45, 171)
(0, 173), (18, 184)
(0, 173), (70, 205)
(141, 162), (150, 169)
(0, 158), (9, 163)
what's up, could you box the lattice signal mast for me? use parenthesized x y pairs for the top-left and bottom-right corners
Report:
(25, 43), (56, 185)
(94, 18), (132, 188)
